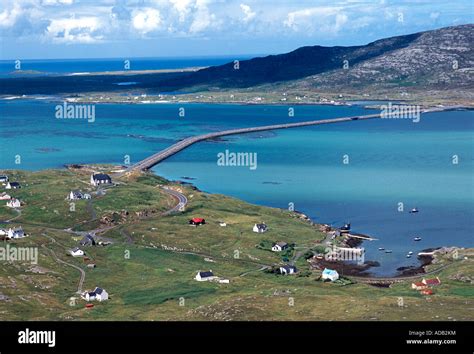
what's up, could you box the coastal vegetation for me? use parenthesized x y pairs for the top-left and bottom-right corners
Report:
(0, 167), (471, 321)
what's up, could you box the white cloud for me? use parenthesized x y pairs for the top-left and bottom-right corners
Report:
(170, 0), (193, 23)
(42, 0), (74, 5)
(283, 6), (347, 34)
(240, 4), (255, 23)
(0, 3), (23, 28)
(132, 8), (162, 34)
(46, 16), (103, 43)
(189, 0), (218, 34)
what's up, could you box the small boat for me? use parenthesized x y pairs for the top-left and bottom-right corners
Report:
(409, 207), (419, 213)
(406, 254), (412, 258)
(408, 251), (413, 255)
(378, 247), (385, 251)
(385, 250), (393, 253)
(414, 237), (422, 241)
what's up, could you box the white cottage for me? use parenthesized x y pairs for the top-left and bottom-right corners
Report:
(90, 173), (112, 186)
(0, 193), (11, 200)
(253, 223), (268, 233)
(5, 182), (21, 189)
(322, 268), (339, 281)
(69, 247), (84, 257)
(6, 198), (21, 208)
(7, 227), (25, 239)
(272, 242), (288, 252)
(0, 175), (8, 183)
(195, 270), (215, 281)
(93, 287), (108, 301)
(279, 265), (297, 275)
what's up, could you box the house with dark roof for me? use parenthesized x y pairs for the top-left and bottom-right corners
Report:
(253, 223), (268, 233)
(90, 173), (112, 186)
(82, 287), (108, 301)
(69, 247), (84, 257)
(80, 234), (96, 246)
(340, 223), (351, 233)
(279, 265), (298, 275)
(272, 241), (288, 252)
(0, 175), (8, 183)
(195, 270), (215, 281)
(68, 190), (91, 200)
(5, 182), (21, 189)
(93, 287), (109, 301)
(189, 217), (205, 226)
(7, 227), (25, 239)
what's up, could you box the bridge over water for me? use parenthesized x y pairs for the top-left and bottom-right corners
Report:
(124, 108), (444, 173)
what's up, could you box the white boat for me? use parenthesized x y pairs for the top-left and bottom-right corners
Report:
(409, 207), (419, 213)
(408, 251), (413, 255)
(406, 254), (411, 258)
(378, 247), (385, 251)
(414, 237), (422, 241)
(385, 250), (393, 253)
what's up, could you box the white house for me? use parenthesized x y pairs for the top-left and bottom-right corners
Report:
(0, 175), (8, 183)
(253, 223), (268, 233)
(279, 265), (297, 275)
(322, 268), (339, 281)
(272, 242), (288, 252)
(83, 291), (96, 301)
(7, 227), (25, 239)
(195, 270), (215, 281)
(69, 247), (84, 257)
(93, 287), (108, 301)
(0, 192), (11, 200)
(90, 173), (112, 186)
(5, 182), (21, 189)
(6, 198), (21, 208)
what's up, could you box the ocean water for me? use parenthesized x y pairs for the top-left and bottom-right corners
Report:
(0, 100), (472, 276)
(0, 56), (251, 77)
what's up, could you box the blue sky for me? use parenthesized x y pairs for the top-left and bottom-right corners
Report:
(0, 0), (472, 60)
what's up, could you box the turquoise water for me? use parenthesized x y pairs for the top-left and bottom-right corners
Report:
(1, 100), (473, 275)
(0, 56), (252, 77)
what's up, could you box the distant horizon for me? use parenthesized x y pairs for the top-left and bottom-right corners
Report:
(2, 22), (473, 62)
(1, 0), (472, 60)
(0, 54), (260, 62)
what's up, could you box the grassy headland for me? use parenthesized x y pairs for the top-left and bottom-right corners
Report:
(0, 167), (472, 321)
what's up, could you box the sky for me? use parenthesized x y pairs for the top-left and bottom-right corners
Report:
(0, 0), (472, 60)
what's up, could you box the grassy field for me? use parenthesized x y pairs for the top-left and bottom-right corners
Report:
(0, 168), (472, 321)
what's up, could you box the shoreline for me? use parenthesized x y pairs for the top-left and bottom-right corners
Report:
(168, 175), (442, 279)
(2, 93), (473, 112)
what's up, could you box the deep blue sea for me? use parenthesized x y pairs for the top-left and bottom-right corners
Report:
(0, 56), (251, 77)
(0, 100), (472, 276)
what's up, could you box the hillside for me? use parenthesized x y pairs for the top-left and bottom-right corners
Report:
(0, 168), (472, 321)
(166, 24), (473, 92)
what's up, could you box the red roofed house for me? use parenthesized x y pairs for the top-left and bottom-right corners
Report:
(420, 289), (434, 295)
(189, 218), (206, 226)
(411, 282), (427, 291)
(422, 277), (441, 286)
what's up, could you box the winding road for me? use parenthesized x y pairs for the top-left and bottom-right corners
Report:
(161, 187), (188, 215)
